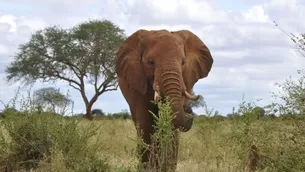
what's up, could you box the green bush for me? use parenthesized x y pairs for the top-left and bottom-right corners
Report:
(92, 108), (105, 116)
(133, 98), (178, 172)
(108, 110), (131, 120)
(150, 99), (177, 171)
(0, 111), (109, 172)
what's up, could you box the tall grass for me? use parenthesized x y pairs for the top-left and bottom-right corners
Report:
(0, 113), (110, 172)
(1, 89), (305, 171)
(1, 112), (305, 171)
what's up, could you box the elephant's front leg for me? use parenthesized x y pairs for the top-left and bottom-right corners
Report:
(133, 97), (156, 169)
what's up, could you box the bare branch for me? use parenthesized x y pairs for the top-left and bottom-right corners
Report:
(65, 61), (82, 79)
(102, 86), (118, 93)
(54, 71), (81, 88)
(68, 82), (81, 91)
(274, 21), (305, 58)
(98, 82), (118, 96)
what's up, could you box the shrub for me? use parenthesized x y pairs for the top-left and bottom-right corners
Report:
(0, 111), (109, 171)
(135, 98), (178, 172)
(92, 108), (105, 116)
(109, 110), (131, 120)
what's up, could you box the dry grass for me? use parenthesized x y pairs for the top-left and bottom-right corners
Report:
(78, 117), (305, 172)
(1, 115), (305, 172)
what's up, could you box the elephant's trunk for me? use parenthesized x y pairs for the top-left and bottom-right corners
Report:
(157, 65), (193, 132)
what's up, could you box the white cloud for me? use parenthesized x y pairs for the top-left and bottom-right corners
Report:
(125, 0), (229, 25)
(17, 16), (48, 31)
(244, 5), (269, 22)
(0, 14), (17, 32)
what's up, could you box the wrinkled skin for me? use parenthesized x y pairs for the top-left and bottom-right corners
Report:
(115, 29), (213, 170)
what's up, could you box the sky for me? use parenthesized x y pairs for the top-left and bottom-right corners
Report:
(0, 0), (305, 116)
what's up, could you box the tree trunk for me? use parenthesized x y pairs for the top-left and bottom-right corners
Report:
(79, 79), (102, 121)
(84, 93), (100, 120)
(85, 102), (94, 120)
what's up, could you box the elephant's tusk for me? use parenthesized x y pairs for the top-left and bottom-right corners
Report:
(154, 91), (160, 102)
(154, 86), (160, 102)
(184, 91), (200, 101)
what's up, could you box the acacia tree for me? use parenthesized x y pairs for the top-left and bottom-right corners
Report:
(5, 19), (126, 119)
(34, 87), (72, 114)
(188, 95), (205, 109)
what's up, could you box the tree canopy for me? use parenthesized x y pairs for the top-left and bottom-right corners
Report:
(91, 109), (105, 116)
(5, 19), (126, 119)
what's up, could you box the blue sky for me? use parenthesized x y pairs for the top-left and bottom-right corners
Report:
(0, 0), (305, 116)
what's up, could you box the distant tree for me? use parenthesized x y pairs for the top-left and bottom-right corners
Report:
(109, 109), (131, 119)
(185, 92), (206, 116)
(187, 91), (206, 108)
(227, 113), (239, 120)
(34, 87), (72, 113)
(91, 108), (105, 116)
(243, 106), (265, 120)
(5, 19), (126, 120)
(251, 106), (265, 116)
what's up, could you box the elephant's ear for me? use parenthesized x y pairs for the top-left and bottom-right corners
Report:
(172, 30), (214, 90)
(116, 29), (150, 95)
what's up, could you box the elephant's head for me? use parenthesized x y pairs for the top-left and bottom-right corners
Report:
(116, 29), (213, 132)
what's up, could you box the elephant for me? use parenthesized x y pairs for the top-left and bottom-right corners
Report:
(115, 29), (213, 170)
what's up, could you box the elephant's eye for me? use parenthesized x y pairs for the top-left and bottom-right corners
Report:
(148, 58), (154, 65)
(182, 58), (186, 65)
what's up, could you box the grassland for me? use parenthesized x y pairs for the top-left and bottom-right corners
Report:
(1, 111), (305, 172)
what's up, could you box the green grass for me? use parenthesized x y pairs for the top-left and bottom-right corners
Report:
(1, 112), (305, 172)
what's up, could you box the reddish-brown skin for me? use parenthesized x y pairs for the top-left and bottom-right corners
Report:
(115, 29), (213, 170)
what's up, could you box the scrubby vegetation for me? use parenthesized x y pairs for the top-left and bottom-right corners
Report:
(1, 87), (305, 172)
(0, 112), (110, 172)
